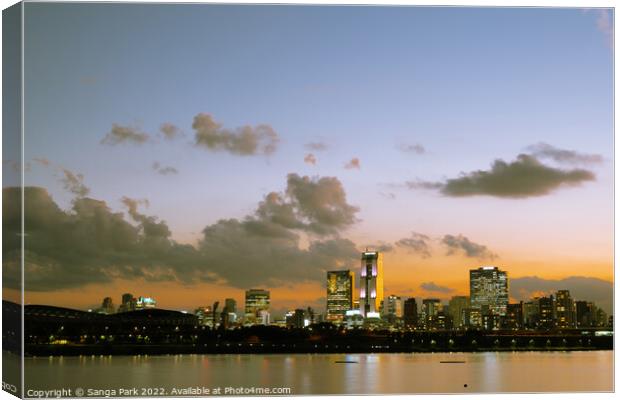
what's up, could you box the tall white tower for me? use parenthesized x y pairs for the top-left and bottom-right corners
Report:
(359, 251), (384, 318)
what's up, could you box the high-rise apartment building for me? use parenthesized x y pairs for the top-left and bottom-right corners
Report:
(469, 266), (508, 316)
(326, 270), (355, 323)
(359, 251), (384, 318)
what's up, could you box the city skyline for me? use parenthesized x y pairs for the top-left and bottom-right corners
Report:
(4, 4), (613, 317)
(65, 258), (612, 326)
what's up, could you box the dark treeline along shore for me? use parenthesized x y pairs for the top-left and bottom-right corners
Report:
(4, 301), (612, 357)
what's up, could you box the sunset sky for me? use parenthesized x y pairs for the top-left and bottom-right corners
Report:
(5, 4), (613, 316)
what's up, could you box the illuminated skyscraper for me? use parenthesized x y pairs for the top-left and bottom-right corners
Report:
(326, 270), (354, 323)
(469, 266), (508, 316)
(555, 290), (575, 328)
(245, 289), (270, 321)
(359, 251), (384, 318)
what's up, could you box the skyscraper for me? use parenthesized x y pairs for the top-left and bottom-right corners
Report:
(469, 266), (508, 316)
(403, 298), (418, 328)
(224, 298), (237, 314)
(448, 296), (470, 328)
(100, 297), (115, 315)
(359, 251), (384, 318)
(422, 298), (442, 329)
(384, 294), (403, 325)
(555, 290), (575, 328)
(245, 289), (270, 321)
(326, 270), (355, 323)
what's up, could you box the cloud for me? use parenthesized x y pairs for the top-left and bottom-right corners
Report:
(379, 192), (396, 200)
(101, 124), (150, 145)
(526, 143), (603, 165)
(344, 158), (360, 170)
(304, 153), (317, 165)
(395, 232), (432, 258)
(596, 9), (613, 47)
(441, 234), (497, 260)
(408, 154), (595, 198)
(33, 157), (51, 167)
(279, 173), (359, 235)
(5, 174), (360, 291)
(510, 276), (613, 314)
(398, 143), (426, 155)
(363, 242), (394, 253)
(160, 123), (181, 140)
(420, 282), (454, 294)
(305, 142), (328, 151)
(152, 162), (179, 175)
(60, 169), (90, 198)
(192, 113), (279, 156)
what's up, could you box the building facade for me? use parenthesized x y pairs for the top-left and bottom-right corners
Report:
(245, 289), (270, 324)
(469, 266), (508, 316)
(448, 296), (470, 328)
(326, 270), (355, 323)
(403, 298), (418, 328)
(359, 251), (384, 318)
(555, 290), (575, 328)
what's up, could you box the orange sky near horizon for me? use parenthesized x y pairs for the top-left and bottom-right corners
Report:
(17, 248), (613, 316)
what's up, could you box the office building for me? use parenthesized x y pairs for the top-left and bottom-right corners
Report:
(326, 270), (355, 323)
(100, 297), (115, 315)
(359, 251), (384, 318)
(523, 300), (540, 328)
(224, 298), (237, 314)
(469, 266), (508, 316)
(384, 294), (403, 325)
(422, 298), (442, 329)
(195, 306), (213, 326)
(118, 293), (136, 313)
(448, 296), (470, 328)
(575, 300), (595, 327)
(245, 289), (270, 323)
(403, 298), (418, 328)
(538, 295), (555, 329)
(135, 296), (156, 309)
(555, 290), (575, 328)
(504, 302), (524, 330)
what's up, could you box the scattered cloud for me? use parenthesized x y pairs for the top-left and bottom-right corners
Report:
(33, 157), (51, 167)
(344, 157), (360, 170)
(526, 142), (603, 165)
(395, 232), (432, 258)
(363, 242), (394, 253)
(420, 282), (454, 294)
(60, 169), (90, 198)
(305, 142), (328, 151)
(192, 113), (279, 156)
(304, 153), (317, 165)
(510, 276), (613, 314)
(379, 192), (396, 200)
(407, 154), (595, 198)
(441, 234), (497, 260)
(398, 143), (426, 155)
(101, 124), (150, 145)
(152, 162), (179, 175)
(160, 123), (181, 140)
(4, 174), (361, 291)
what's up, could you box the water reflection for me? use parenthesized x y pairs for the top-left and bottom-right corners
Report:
(24, 351), (612, 394)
